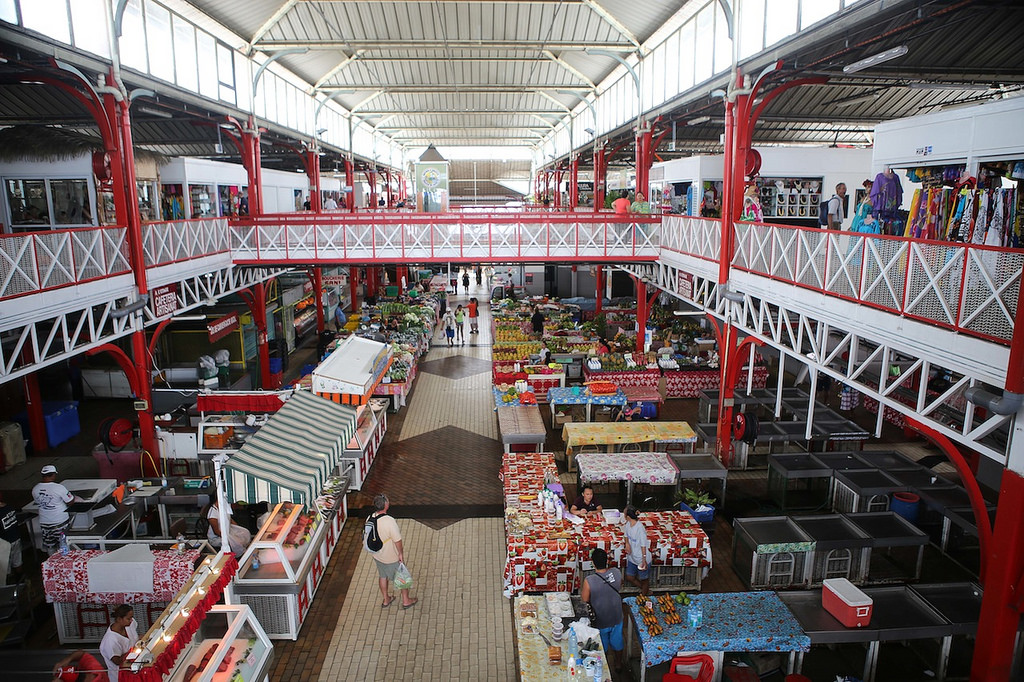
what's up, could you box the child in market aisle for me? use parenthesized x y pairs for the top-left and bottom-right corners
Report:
(442, 309), (456, 346)
(468, 297), (479, 334)
(454, 305), (466, 345)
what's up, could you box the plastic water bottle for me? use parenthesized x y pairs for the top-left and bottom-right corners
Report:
(251, 553), (260, 571)
(176, 534), (186, 554)
(591, 657), (602, 682)
(568, 625), (578, 660)
(58, 532), (69, 556)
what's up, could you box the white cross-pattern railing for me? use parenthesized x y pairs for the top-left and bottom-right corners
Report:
(0, 227), (131, 301)
(661, 216), (1022, 345)
(142, 218), (230, 267)
(228, 212), (662, 263)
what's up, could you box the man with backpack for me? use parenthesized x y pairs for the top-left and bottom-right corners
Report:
(820, 183), (847, 229)
(363, 493), (418, 609)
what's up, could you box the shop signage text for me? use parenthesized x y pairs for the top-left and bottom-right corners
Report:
(152, 283), (178, 317)
(208, 312), (240, 343)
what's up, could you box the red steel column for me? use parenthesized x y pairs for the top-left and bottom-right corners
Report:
(635, 121), (654, 202)
(366, 267), (378, 298)
(553, 169), (563, 209)
(595, 266), (604, 316)
(633, 276), (647, 354)
(593, 146), (607, 213)
(349, 267), (360, 312)
(569, 155), (579, 209)
(240, 284), (271, 389)
(344, 157), (355, 212)
(107, 77), (157, 457)
(245, 117), (264, 216)
(305, 147), (322, 212)
(366, 170), (377, 209)
(310, 268), (325, 333)
(21, 356), (47, 451)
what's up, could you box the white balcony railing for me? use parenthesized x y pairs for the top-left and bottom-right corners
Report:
(661, 215), (1022, 345)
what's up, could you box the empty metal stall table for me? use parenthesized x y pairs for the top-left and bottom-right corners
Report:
(731, 517), (816, 590)
(916, 485), (996, 552)
(497, 405), (548, 454)
(846, 512), (929, 584)
(670, 454), (728, 508)
(767, 454), (833, 511)
(624, 592), (810, 682)
(791, 515), (873, 585)
(780, 584), (968, 682)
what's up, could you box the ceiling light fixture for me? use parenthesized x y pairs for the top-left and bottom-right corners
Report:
(842, 45), (908, 74)
(907, 82), (992, 91)
(138, 107), (173, 119)
(833, 92), (881, 108)
(687, 116), (711, 126)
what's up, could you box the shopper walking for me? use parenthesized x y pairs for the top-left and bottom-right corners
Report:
(462, 271), (470, 295)
(622, 506), (651, 595)
(32, 465), (79, 555)
(468, 297), (479, 334)
(99, 605), (138, 681)
(442, 308), (456, 346)
(364, 494), (417, 609)
(475, 267), (482, 286)
(580, 548), (624, 672)
(531, 306), (545, 336)
(454, 305), (466, 345)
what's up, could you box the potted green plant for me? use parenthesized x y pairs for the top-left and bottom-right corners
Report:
(676, 487), (717, 524)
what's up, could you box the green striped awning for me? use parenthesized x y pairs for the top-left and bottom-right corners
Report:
(224, 390), (358, 505)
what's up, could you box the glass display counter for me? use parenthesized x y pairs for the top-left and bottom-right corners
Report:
(166, 605), (273, 682)
(234, 474), (349, 640)
(341, 398), (388, 490)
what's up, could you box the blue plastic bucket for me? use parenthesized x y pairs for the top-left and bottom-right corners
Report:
(890, 491), (920, 524)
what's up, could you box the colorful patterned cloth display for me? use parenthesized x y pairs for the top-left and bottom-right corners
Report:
(546, 386), (629, 409)
(576, 452), (679, 485)
(625, 592), (810, 667)
(583, 367), (660, 390)
(663, 366), (768, 398)
(562, 421), (697, 453)
(501, 452), (711, 594)
(43, 549), (201, 603)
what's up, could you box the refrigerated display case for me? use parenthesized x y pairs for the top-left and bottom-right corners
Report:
(233, 474), (349, 639)
(164, 605), (273, 682)
(341, 398), (389, 490)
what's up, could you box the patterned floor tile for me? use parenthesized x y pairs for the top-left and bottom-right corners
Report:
(418, 354), (492, 380)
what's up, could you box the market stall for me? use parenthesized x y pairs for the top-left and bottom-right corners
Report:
(623, 592), (810, 682)
(575, 452), (678, 506)
(43, 545), (203, 644)
(23, 478), (119, 551)
(118, 553), (272, 682)
(561, 421), (697, 471)
(514, 594), (613, 682)
(497, 405), (547, 453)
(663, 364), (769, 398)
(501, 451), (711, 595)
(311, 336), (392, 489)
(233, 472), (349, 640)
(547, 387), (628, 429)
(583, 364), (660, 391)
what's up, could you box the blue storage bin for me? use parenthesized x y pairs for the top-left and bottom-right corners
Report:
(14, 401), (80, 449)
(268, 357), (283, 374)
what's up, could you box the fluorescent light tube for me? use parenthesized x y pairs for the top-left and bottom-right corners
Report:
(843, 45), (909, 74)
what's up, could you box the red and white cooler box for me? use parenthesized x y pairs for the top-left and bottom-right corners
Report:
(822, 577), (873, 627)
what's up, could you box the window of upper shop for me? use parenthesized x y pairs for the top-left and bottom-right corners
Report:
(738, 0), (766, 59)
(694, 6), (713, 84)
(0, 0), (16, 24)
(20, 0), (70, 44)
(802, 0), (842, 28)
(119, 0), (148, 72)
(765, 0), (798, 48)
(70, 0), (109, 58)
(172, 14), (198, 93)
(4, 178), (95, 231)
(217, 42), (236, 105)
(145, 0), (174, 83)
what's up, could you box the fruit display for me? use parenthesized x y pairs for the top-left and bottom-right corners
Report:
(584, 381), (618, 395)
(495, 327), (532, 343)
(657, 594), (683, 625)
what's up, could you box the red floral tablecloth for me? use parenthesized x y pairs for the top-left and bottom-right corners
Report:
(584, 367), (660, 390)
(501, 452), (710, 594)
(663, 365), (768, 398)
(43, 549), (201, 604)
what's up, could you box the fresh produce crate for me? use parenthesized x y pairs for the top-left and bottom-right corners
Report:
(652, 564), (701, 591)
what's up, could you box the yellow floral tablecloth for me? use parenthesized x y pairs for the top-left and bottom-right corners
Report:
(563, 421), (697, 453)
(514, 595), (612, 681)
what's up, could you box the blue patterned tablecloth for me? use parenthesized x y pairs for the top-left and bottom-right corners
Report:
(546, 387), (627, 408)
(626, 592), (810, 667)
(494, 387), (541, 408)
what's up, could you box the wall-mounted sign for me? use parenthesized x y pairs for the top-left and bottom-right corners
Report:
(578, 182), (594, 191)
(322, 275), (348, 286)
(677, 272), (694, 300)
(152, 283), (178, 317)
(208, 312), (240, 343)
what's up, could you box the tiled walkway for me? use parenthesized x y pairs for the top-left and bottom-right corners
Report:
(272, 273), (516, 681)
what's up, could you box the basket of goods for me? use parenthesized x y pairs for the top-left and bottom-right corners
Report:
(585, 381), (618, 396)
